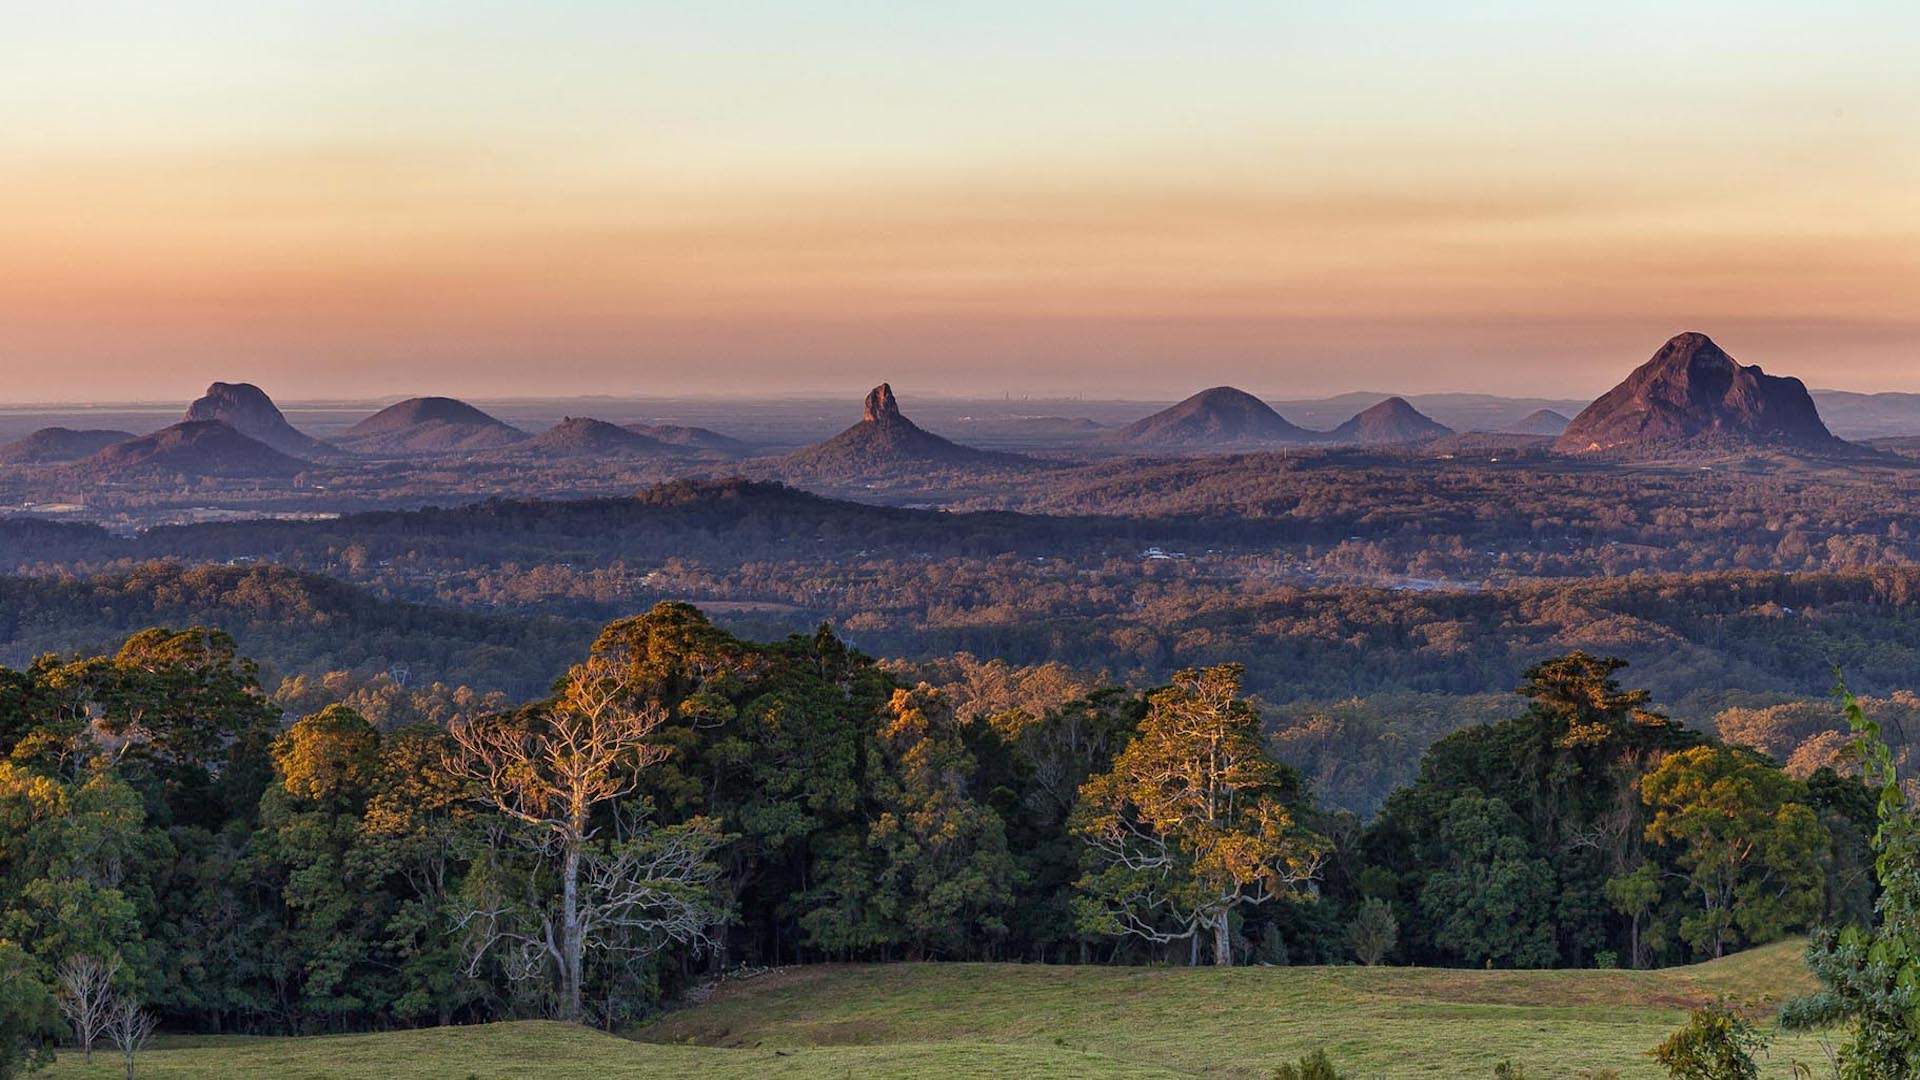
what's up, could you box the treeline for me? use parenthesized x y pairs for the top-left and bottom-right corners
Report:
(0, 562), (587, 697)
(0, 607), (1880, 1065)
(15, 463), (1920, 596)
(5, 558), (1920, 823)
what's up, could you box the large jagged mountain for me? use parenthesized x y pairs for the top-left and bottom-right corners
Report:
(1555, 333), (1848, 456)
(522, 417), (674, 458)
(1328, 397), (1453, 444)
(333, 396), (527, 455)
(183, 382), (336, 459)
(0, 427), (136, 465)
(1111, 387), (1313, 447)
(85, 420), (305, 477)
(1503, 409), (1571, 436)
(784, 384), (1024, 471)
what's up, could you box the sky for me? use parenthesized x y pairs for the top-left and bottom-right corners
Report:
(3, 1), (1917, 403)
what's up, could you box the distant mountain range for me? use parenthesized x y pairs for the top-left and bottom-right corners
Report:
(10, 340), (1920, 479)
(1111, 389), (1452, 449)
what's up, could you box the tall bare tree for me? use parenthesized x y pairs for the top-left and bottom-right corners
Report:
(55, 954), (118, 1064)
(104, 995), (155, 1080)
(447, 652), (725, 1022)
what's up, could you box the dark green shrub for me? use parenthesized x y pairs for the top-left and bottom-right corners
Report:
(1272, 1048), (1345, 1080)
(1651, 1003), (1763, 1079)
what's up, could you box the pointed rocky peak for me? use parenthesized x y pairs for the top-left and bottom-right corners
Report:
(183, 381), (335, 459)
(864, 383), (902, 422)
(785, 383), (1027, 473)
(1555, 332), (1845, 456)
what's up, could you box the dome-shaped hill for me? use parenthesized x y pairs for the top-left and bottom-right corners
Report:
(184, 382), (335, 459)
(1329, 397), (1453, 444)
(1112, 387), (1312, 448)
(623, 423), (746, 453)
(1555, 333), (1849, 457)
(334, 397), (527, 455)
(1503, 409), (1570, 436)
(522, 418), (673, 458)
(85, 420), (305, 477)
(0, 427), (136, 465)
(785, 384), (1027, 473)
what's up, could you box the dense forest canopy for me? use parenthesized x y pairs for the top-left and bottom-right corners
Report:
(0, 607), (1885, 1074)
(7, 556), (1920, 820)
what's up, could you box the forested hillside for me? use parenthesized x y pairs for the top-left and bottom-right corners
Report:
(0, 563), (586, 696)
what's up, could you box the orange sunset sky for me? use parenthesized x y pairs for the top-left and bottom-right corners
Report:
(3, 2), (1916, 402)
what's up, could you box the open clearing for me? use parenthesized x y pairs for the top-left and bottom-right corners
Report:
(44, 939), (1835, 1078)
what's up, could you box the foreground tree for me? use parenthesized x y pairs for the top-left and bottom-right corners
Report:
(1416, 792), (1558, 968)
(104, 995), (155, 1080)
(1074, 665), (1325, 966)
(448, 651), (727, 1022)
(54, 954), (118, 1063)
(1783, 688), (1920, 1075)
(867, 687), (1016, 958)
(0, 943), (57, 1079)
(1347, 897), (1397, 966)
(1651, 1002), (1763, 1080)
(1641, 745), (1823, 958)
(1361, 653), (1700, 968)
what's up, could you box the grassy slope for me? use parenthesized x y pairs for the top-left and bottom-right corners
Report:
(44, 941), (1832, 1079)
(38, 1021), (1142, 1079)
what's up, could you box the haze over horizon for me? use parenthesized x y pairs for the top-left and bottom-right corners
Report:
(4, 2), (1916, 404)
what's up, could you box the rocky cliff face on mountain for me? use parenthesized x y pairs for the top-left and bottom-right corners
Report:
(1503, 409), (1571, 436)
(785, 384), (1025, 472)
(1328, 397), (1453, 444)
(183, 382), (335, 459)
(0, 427), (137, 465)
(333, 397), (527, 455)
(522, 417), (673, 457)
(1111, 387), (1313, 447)
(1555, 333), (1848, 456)
(86, 420), (305, 477)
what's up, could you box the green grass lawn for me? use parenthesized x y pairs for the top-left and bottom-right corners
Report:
(43, 940), (1839, 1078)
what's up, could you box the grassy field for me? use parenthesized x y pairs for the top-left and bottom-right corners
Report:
(44, 940), (1837, 1078)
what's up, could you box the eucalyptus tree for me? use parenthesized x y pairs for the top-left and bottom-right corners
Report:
(1073, 665), (1325, 966)
(447, 651), (726, 1022)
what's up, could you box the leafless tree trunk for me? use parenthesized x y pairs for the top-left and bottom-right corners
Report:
(105, 995), (156, 1080)
(448, 652), (721, 1023)
(56, 954), (119, 1064)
